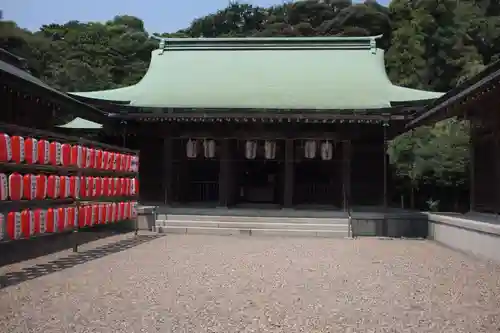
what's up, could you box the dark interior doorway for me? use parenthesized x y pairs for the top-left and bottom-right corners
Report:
(235, 160), (284, 205)
(293, 140), (342, 208)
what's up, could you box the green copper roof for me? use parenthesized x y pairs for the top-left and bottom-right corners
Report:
(70, 36), (443, 110)
(57, 117), (103, 129)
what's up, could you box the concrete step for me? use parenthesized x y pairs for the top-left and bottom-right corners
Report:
(156, 220), (348, 231)
(157, 214), (347, 224)
(156, 226), (348, 238)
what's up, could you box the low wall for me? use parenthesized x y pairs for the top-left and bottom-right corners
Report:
(427, 213), (500, 262)
(350, 213), (428, 238)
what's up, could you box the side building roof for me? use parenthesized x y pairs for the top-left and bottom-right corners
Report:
(407, 59), (500, 128)
(0, 57), (109, 124)
(70, 36), (443, 111)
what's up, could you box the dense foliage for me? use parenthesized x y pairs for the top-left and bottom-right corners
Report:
(2, 0), (497, 210)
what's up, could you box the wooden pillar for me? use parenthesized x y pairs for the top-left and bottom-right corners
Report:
(283, 139), (294, 208)
(382, 121), (389, 237)
(342, 140), (352, 212)
(163, 137), (173, 205)
(469, 117), (476, 212)
(218, 138), (229, 207)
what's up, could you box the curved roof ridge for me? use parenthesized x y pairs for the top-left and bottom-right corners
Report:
(158, 35), (382, 51)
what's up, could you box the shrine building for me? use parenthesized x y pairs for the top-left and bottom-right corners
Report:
(68, 36), (443, 211)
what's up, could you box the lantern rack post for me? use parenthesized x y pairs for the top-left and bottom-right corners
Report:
(0, 122), (140, 250)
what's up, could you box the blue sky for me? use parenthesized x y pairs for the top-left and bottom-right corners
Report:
(3, 0), (388, 34)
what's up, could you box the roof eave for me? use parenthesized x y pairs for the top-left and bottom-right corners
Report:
(407, 60), (500, 129)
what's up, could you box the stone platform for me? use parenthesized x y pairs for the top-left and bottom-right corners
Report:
(142, 205), (427, 238)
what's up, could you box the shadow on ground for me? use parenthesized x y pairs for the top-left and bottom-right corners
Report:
(0, 234), (163, 290)
(0, 223), (138, 267)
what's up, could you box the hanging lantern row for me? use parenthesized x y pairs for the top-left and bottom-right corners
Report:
(244, 140), (276, 160)
(304, 140), (334, 160)
(186, 139), (216, 158)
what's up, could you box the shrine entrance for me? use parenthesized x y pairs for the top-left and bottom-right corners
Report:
(234, 139), (285, 206)
(293, 139), (343, 208)
(171, 138), (220, 205)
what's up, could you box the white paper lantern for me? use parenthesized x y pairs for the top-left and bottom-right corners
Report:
(304, 140), (317, 159)
(264, 140), (276, 159)
(245, 140), (257, 159)
(203, 139), (216, 158)
(186, 139), (198, 158)
(321, 141), (333, 160)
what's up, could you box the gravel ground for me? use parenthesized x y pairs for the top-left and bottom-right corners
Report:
(1, 235), (500, 333)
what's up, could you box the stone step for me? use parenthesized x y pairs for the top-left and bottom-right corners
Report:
(156, 220), (348, 230)
(156, 226), (348, 238)
(157, 214), (348, 224)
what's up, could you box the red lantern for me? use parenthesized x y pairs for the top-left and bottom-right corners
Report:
(88, 176), (97, 198)
(112, 152), (118, 171)
(83, 205), (90, 227)
(101, 151), (108, 170)
(125, 202), (132, 219)
(0, 173), (8, 200)
(24, 137), (38, 164)
(6, 211), (21, 240)
(102, 177), (110, 197)
(46, 208), (57, 233)
(0, 133), (12, 162)
(47, 175), (60, 199)
(108, 152), (114, 170)
(37, 140), (49, 165)
(11, 136), (25, 164)
(112, 177), (119, 196)
(8, 173), (23, 201)
(80, 146), (87, 168)
(87, 148), (95, 169)
(99, 204), (106, 224)
(60, 176), (70, 199)
(60, 143), (71, 166)
(115, 153), (121, 171)
(95, 149), (103, 169)
(70, 176), (80, 199)
(119, 178), (126, 196)
(132, 177), (139, 196)
(111, 203), (118, 222)
(22, 174), (36, 200)
(57, 207), (67, 231)
(35, 174), (47, 200)
(118, 202), (125, 221)
(70, 144), (83, 167)
(79, 176), (90, 199)
(49, 141), (61, 166)
(67, 207), (76, 228)
(95, 177), (103, 197)
(106, 204), (112, 224)
(78, 206), (86, 228)
(90, 204), (97, 227)
(21, 209), (34, 238)
(34, 209), (47, 234)
(92, 205), (100, 225)
(121, 154), (128, 171)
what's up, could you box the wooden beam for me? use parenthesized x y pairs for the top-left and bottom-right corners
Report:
(283, 139), (294, 208)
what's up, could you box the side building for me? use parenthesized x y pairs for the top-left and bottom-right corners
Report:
(70, 36), (443, 211)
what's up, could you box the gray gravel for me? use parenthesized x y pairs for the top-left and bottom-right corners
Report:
(1, 235), (500, 332)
